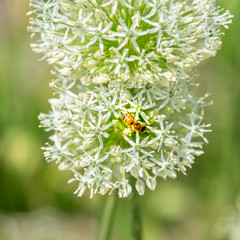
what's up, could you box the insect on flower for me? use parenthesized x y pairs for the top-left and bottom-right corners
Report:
(122, 111), (147, 136)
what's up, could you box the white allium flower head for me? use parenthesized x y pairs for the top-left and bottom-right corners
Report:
(29, 0), (232, 198)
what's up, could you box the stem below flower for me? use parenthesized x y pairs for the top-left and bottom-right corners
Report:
(130, 180), (142, 240)
(98, 191), (117, 240)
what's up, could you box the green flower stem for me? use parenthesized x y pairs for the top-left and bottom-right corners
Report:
(130, 180), (142, 240)
(98, 191), (117, 240)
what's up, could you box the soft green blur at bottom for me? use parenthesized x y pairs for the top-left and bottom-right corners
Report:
(0, 0), (239, 240)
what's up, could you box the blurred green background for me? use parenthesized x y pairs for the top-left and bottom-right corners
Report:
(0, 0), (239, 239)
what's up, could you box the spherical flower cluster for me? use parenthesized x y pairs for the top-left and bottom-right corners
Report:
(29, 0), (232, 198)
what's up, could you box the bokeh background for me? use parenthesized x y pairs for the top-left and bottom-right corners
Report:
(0, 0), (239, 239)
